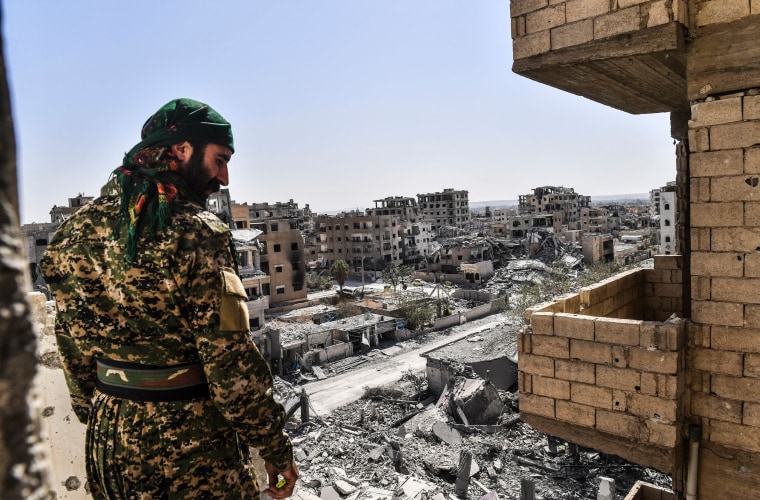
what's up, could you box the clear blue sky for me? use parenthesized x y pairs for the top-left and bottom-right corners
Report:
(4, 1), (675, 225)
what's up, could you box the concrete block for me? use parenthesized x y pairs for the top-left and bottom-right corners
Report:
(711, 175), (760, 202)
(691, 252), (744, 277)
(712, 326), (760, 354)
(618, 0), (649, 7)
(555, 359), (596, 384)
(519, 353), (555, 377)
(532, 375), (570, 400)
(690, 228), (711, 252)
(645, 420), (678, 448)
(712, 277), (760, 304)
(531, 311), (555, 335)
(691, 300), (743, 327)
(710, 420), (760, 453)
(531, 334), (569, 359)
(555, 313), (595, 340)
(512, 15), (526, 38)
(595, 318), (641, 346)
(657, 373), (681, 399)
(688, 127), (710, 152)
(711, 227), (760, 252)
(744, 353), (760, 378)
(692, 347), (743, 376)
(747, 147), (760, 174)
(566, 0), (610, 23)
(511, 0), (549, 17)
(743, 202), (760, 227)
(513, 30), (551, 59)
(571, 382), (612, 409)
(646, 0), (671, 27)
(628, 393), (677, 421)
(613, 390), (628, 412)
(653, 283), (682, 299)
(596, 409), (643, 439)
(754, 0), (760, 15)
(712, 374), (760, 404)
(556, 400), (595, 426)
(628, 348), (678, 375)
(673, 0), (689, 25)
(593, 6), (641, 39)
(745, 305), (760, 328)
(696, 0), (751, 27)
(710, 121), (760, 150)
(520, 393), (555, 418)
(691, 392), (742, 423)
(570, 339), (612, 365)
(517, 332), (530, 354)
(745, 96), (760, 120)
(526, 4), (566, 33)
(743, 401), (760, 427)
(690, 176), (710, 202)
(551, 19), (593, 50)
(612, 345), (628, 368)
(689, 97), (744, 127)
(596, 365), (642, 391)
(640, 371), (657, 396)
(690, 201), (744, 227)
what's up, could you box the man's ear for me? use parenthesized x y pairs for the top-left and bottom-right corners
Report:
(171, 141), (193, 162)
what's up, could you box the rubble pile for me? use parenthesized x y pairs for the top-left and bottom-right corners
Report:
(279, 377), (670, 500)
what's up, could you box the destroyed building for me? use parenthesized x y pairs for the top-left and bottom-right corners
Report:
(518, 186), (590, 226)
(511, 0), (760, 497)
(417, 188), (470, 235)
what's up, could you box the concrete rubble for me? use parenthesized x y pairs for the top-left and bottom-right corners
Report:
(274, 351), (670, 500)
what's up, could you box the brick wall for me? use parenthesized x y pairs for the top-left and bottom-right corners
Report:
(511, 0), (686, 60)
(519, 256), (686, 474)
(687, 90), (760, 497)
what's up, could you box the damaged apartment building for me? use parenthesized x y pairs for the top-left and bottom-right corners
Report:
(510, 0), (760, 497)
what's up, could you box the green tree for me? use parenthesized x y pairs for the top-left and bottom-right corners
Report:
(331, 259), (349, 292)
(382, 263), (413, 291)
(396, 294), (435, 331)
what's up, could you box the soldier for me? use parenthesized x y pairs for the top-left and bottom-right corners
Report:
(40, 98), (298, 499)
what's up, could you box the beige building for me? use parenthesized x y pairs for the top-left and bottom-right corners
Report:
(368, 197), (435, 268)
(416, 188), (470, 235)
(518, 186), (589, 226)
(511, 1), (760, 497)
(316, 211), (403, 272)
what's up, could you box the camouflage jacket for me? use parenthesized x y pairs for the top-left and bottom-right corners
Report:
(39, 183), (293, 471)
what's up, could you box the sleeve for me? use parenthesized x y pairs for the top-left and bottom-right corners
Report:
(54, 314), (97, 424)
(181, 219), (294, 471)
(40, 228), (97, 425)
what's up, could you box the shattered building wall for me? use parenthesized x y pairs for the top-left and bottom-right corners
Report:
(510, 0), (760, 496)
(416, 188), (470, 235)
(315, 212), (403, 271)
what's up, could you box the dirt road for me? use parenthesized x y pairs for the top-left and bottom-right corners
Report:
(303, 316), (504, 416)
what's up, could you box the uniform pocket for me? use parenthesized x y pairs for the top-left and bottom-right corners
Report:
(219, 268), (249, 332)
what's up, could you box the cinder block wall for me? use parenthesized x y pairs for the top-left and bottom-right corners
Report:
(687, 89), (760, 498)
(510, 0), (688, 60)
(518, 256), (686, 475)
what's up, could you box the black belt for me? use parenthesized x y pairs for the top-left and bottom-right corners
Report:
(95, 358), (210, 402)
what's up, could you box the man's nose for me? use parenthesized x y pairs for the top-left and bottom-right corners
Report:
(217, 164), (229, 186)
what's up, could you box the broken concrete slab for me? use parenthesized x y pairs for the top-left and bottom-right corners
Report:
(432, 421), (463, 446)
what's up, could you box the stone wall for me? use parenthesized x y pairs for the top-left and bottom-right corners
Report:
(687, 89), (760, 498)
(518, 257), (686, 475)
(510, 0), (688, 60)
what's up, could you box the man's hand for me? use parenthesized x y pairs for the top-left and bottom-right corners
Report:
(264, 460), (299, 499)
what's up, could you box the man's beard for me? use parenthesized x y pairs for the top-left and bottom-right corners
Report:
(183, 146), (220, 199)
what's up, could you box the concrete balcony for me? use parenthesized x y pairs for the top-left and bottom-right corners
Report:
(519, 255), (685, 478)
(510, 2), (688, 114)
(247, 295), (269, 314)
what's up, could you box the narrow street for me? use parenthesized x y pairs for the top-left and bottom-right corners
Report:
(302, 316), (504, 416)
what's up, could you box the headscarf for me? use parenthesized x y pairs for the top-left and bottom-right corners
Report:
(110, 98), (234, 262)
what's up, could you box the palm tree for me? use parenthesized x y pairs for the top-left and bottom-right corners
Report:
(331, 259), (349, 292)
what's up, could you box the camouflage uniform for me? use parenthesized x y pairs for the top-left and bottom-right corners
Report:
(40, 178), (293, 499)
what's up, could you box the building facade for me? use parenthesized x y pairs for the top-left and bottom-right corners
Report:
(416, 188), (470, 235)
